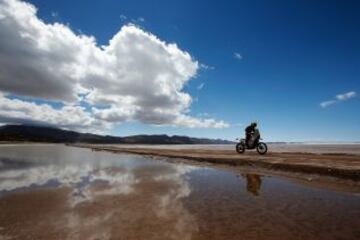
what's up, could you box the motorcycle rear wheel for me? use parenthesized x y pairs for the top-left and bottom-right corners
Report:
(236, 143), (245, 154)
(256, 142), (268, 155)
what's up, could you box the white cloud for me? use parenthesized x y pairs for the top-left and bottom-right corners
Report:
(129, 17), (145, 24)
(0, 0), (228, 131)
(197, 112), (210, 117)
(234, 52), (242, 60)
(0, 0), (89, 101)
(0, 93), (108, 133)
(336, 91), (356, 101)
(51, 11), (58, 18)
(320, 91), (357, 108)
(320, 100), (336, 108)
(120, 14), (127, 21)
(199, 63), (214, 70)
(197, 82), (205, 90)
(173, 115), (229, 128)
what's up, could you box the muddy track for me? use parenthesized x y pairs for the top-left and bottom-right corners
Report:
(71, 144), (360, 181)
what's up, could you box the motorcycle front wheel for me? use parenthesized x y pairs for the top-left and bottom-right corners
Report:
(236, 143), (245, 154)
(256, 142), (268, 155)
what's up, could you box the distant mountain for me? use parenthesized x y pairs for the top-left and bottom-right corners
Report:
(0, 125), (234, 144)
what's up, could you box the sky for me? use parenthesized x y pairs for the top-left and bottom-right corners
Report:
(0, 0), (359, 141)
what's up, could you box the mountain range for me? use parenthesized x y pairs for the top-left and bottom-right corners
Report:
(0, 125), (234, 144)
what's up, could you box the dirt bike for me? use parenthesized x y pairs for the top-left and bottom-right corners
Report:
(236, 129), (268, 155)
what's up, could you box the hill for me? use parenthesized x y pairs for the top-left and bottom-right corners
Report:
(0, 125), (234, 144)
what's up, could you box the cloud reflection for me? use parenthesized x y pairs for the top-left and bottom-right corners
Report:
(0, 152), (200, 240)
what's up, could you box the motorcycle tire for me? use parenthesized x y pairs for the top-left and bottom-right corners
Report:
(256, 142), (268, 155)
(236, 143), (245, 154)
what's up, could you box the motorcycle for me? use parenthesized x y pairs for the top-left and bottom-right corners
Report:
(236, 129), (268, 155)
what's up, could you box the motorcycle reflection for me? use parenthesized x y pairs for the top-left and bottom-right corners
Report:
(243, 174), (262, 196)
(246, 174), (262, 196)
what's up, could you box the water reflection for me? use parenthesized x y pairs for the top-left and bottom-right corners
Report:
(236, 173), (263, 196)
(0, 145), (199, 239)
(245, 174), (262, 196)
(0, 145), (359, 240)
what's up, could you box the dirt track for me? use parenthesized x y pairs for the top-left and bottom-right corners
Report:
(72, 144), (360, 181)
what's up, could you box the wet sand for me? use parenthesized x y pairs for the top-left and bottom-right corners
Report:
(73, 144), (360, 181)
(0, 144), (359, 240)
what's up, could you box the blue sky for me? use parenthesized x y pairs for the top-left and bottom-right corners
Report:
(0, 0), (359, 141)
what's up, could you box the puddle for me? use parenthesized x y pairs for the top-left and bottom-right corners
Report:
(0, 144), (359, 239)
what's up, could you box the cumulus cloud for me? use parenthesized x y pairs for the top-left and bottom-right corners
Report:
(0, 0), (87, 101)
(0, 93), (108, 132)
(320, 91), (357, 108)
(174, 114), (229, 128)
(0, 0), (228, 131)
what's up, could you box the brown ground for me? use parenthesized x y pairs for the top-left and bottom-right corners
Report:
(72, 144), (360, 181)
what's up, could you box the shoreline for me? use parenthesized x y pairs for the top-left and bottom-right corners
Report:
(71, 144), (360, 182)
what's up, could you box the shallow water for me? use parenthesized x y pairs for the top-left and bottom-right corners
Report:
(0, 144), (359, 240)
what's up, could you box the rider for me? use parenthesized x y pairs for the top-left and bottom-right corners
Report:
(245, 122), (257, 147)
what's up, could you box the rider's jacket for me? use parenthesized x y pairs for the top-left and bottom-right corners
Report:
(245, 125), (256, 134)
